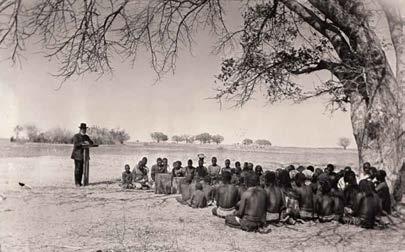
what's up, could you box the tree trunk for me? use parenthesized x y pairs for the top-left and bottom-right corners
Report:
(350, 65), (405, 199)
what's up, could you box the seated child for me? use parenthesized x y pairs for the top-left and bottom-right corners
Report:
(121, 164), (134, 189)
(189, 182), (208, 208)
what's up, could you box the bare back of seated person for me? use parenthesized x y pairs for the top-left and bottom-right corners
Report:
(264, 172), (284, 214)
(352, 180), (382, 228)
(294, 173), (314, 213)
(215, 172), (239, 209)
(190, 183), (207, 208)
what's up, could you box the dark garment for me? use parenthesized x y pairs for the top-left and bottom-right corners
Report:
(71, 133), (93, 160)
(196, 166), (208, 180)
(74, 160), (84, 186)
(225, 215), (263, 232)
(376, 183), (392, 214)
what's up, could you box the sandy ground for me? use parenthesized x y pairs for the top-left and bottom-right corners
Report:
(1, 181), (405, 252)
(1, 143), (404, 251)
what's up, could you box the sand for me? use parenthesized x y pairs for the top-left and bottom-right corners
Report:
(1, 142), (404, 251)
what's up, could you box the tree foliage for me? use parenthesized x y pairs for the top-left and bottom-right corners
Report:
(338, 137), (351, 150)
(150, 132), (168, 143)
(195, 133), (212, 144)
(255, 139), (272, 146)
(171, 135), (182, 143)
(211, 134), (224, 144)
(242, 138), (254, 145)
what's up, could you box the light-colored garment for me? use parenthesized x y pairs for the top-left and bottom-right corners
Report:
(216, 207), (235, 218)
(208, 165), (221, 176)
(299, 209), (313, 219)
(266, 212), (280, 222)
(337, 177), (346, 190)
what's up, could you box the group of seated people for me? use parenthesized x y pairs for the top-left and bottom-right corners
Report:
(122, 156), (394, 232)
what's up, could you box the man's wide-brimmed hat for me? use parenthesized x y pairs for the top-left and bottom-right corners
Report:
(79, 123), (88, 129)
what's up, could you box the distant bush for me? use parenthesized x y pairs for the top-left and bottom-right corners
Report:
(150, 132), (168, 143)
(211, 134), (224, 144)
(195, 133), (212, 144)
(242, 139), (253, 145)
(254, 139), (272, 146)
(11, 124), (130, 145)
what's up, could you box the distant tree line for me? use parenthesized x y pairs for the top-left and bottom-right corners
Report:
(10, 124), (130, 145)
(151, 132), (224, 144)
(242, 138), (272, 146)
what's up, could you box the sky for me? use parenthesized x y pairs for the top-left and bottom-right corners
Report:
(2, 0), (390, 148)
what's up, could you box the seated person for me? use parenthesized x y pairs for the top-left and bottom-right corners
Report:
(330, 173), (345, 221)
(195, 158), (208, 182)
(176, 176), (194, 205)
(314, 174), (335, 222)
(212, 172), (239, 218)
(172, 161), (186, 177)
(264, 171), (284, 223)
(225, 174), (268, 232)
(208, 157), (221, 184)
(221, 159), (232, 174)
(189, 183), (207, 208)
(151, 158), (166, 182)
(349, 180), (382, 229)
(201, 176), (215, 204)
(375, 170), (391, 215)
(121, 164), (134, 189)
(184, 159), (196, 181)
(343, 170), (359, 213)
(293, 173), (314, 221)
(132, 158), (150, 189)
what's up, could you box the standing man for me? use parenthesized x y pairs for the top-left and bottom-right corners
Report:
(71, 123), (93, 187)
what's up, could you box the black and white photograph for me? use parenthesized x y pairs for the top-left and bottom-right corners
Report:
(1, 0), (405, 251)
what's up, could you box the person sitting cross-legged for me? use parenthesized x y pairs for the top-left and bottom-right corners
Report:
(264, 171), (285, 224)
(225, 174), (268, 232)
(189, 182), (208, 208)
(212, 171), (240, 218)
(121, 164), (134, 189)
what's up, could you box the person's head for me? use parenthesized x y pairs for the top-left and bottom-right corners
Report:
(156, 158), (163, 166)
(295, 172), (306, 187)
(359, 179), (375, 196)
(211, 157), (217, 165)
(319, 174), (331, 194)
(344, 166), (352, 173)
(243, 162), (249, 170)
(289, 170), (298, 181)
(376, 170), (387, 182)
(307, 166), (314, 172)
(265, 171), (276, 186)
(363, 162), (371, 174)
(222, 171), (232, 184)
(235, 161), (241, 169)
(329, 173), (339, 189)
(325, 164), (335, 174)
(297, 166), (305, 173)
(278, 169), (291, 188)
(173, 161), (179, 169)
(369, 167), (378, 179)
(255, 165), (263, 175)
(162, 158), (168, 166)
(198, 158), (204, 167)
(302, 169), (313, 181)
(225, 159), (231, 168)
(248, 163), (254, 171)
(246, 174), (259, 188)
(286, 165), (295, 172)
(344, 170), (357, 185)
(177, 161), (182, 167)
(195, 182), (203, 191)
(79, 123), (87, 134)
(312, 168), (323, 183)
(187, 159), (193, 167)
(124, 164), (130, 172)
(141, 157), (148, 165)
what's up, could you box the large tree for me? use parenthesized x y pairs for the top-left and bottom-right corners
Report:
(1, 0), (404, 198)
